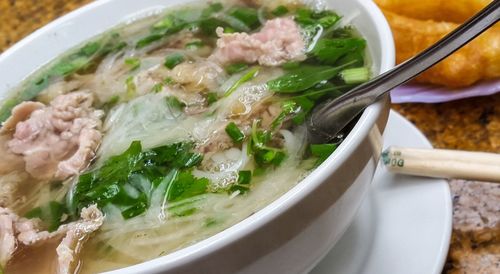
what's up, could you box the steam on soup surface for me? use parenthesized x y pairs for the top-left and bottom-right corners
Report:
(0, 0), (370, 273)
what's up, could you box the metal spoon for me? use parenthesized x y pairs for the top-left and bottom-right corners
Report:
(307, 0), (500, 143)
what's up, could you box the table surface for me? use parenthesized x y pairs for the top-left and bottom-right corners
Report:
(0, 0), (498, 273)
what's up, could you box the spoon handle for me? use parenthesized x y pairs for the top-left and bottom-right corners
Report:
(310, 0), (500, 141)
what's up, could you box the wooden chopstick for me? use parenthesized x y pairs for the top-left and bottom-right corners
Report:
(382, 146), (500, 182)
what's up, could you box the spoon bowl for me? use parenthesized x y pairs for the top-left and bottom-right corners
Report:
(308, 0), (500, 143)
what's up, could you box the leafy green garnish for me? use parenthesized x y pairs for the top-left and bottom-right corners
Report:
(224, 67), (259, 97)
(136, 8), (203, 49)
(310, 143), (338, 165)
(163, 76), (176, 85)
(25, 201), (67, 232)
(202, 2), (224, 17)
(295, 96), (320, 124)
(225, 63), (249, 75)
(0, 33), (126, 122)
(227, 7), (260, 30)
(125, 76), (136, 99)
(295, 8), (340, 29)
(185, 40), (204, 50)
(152, 83), (164, 93)
(311, 38), (366, 65)
(164, 53), (185, 69)
(165, 96), (186, 111)
(136, 34), (164, 49)
(229, 170), (252, 194)
(166, 171), (209, 202)
(271, 100), (300, 130)
(267, 64), (350, 93)
(206, 92), (218, 105)
(101, 95), (120, 111)
(69, 141), (205, 219)
(248, 120), (287, 168)
(271, 5), (289, 17)
(225, 122), (245, 143)
(124, 57), (141, 71)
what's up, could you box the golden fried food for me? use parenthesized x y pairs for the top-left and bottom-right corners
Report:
(375, 0), (492, 23)
(383, 10), (500, 88)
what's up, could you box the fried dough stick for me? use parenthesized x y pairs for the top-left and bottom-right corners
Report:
(383, 10), (500, 88)
(375, 0), (492, 23)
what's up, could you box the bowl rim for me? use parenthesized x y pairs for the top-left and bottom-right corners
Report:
(0, 0), (395, 273)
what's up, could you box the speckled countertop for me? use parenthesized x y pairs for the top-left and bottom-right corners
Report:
(0, 0), (499, 273)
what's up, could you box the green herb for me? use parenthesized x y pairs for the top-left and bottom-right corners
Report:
(295, 8), (340, 29)
(124, 57), (141, 71)
(311, 38), (366, 65)
(267, 64), (351, 93)
(166, 171), (209, 202)
(340, 67), (370, 84)
(164, 53), (185, 69)
(202, 2), (224, 17)
(254, 148), (286, 166)
(165, 96), (186, 110)
(271, 5), (289, 16)
(69, 141), (205, 219)
(0, 34), (126, 122)
(25, 201), (67, 232)
(227, 7), (260, 30)
(125, 76), (136, 99)
(218, 14), (252, 32)
(248, 120), (287, 168)
(163, 76), (175, 85)
(152, 83), (164, 93)
(282, 61), (301, 70)
(102, 95), (120, 110)
(185, 40), (204, 50)
(225, 67), (259, 97)
(225, 122), (245, 143)
(206, 92), (218, 105)
(225, 63), (249, 75)
(136, 34), (164, 49)
(137, 8), (203, 49)
(229, 170), (252, 194)
(291, 97), (315, 125)
(310, 143), (338, 165)
(199, 17), (228, 35)
(167, 195), (206, 217)
(209, 5), (261, 34)
(204, 217), (219, 227)
(271, 100), (300, 130)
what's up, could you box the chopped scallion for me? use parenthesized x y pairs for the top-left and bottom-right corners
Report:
(340, 67), (370, 84)
(225, 122), (245, 143)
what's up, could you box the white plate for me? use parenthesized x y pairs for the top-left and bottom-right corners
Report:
(311, 110), (452, 274)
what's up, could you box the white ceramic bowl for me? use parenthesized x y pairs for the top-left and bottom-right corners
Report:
(0, 0), (395, 273)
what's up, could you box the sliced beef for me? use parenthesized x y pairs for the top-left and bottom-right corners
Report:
(7, 92), (104, 181)
(55, 205), (103, 274)
(0, 208), (18, 267)
(1, 205), (104, 273)
(210, 17), (306, 66)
